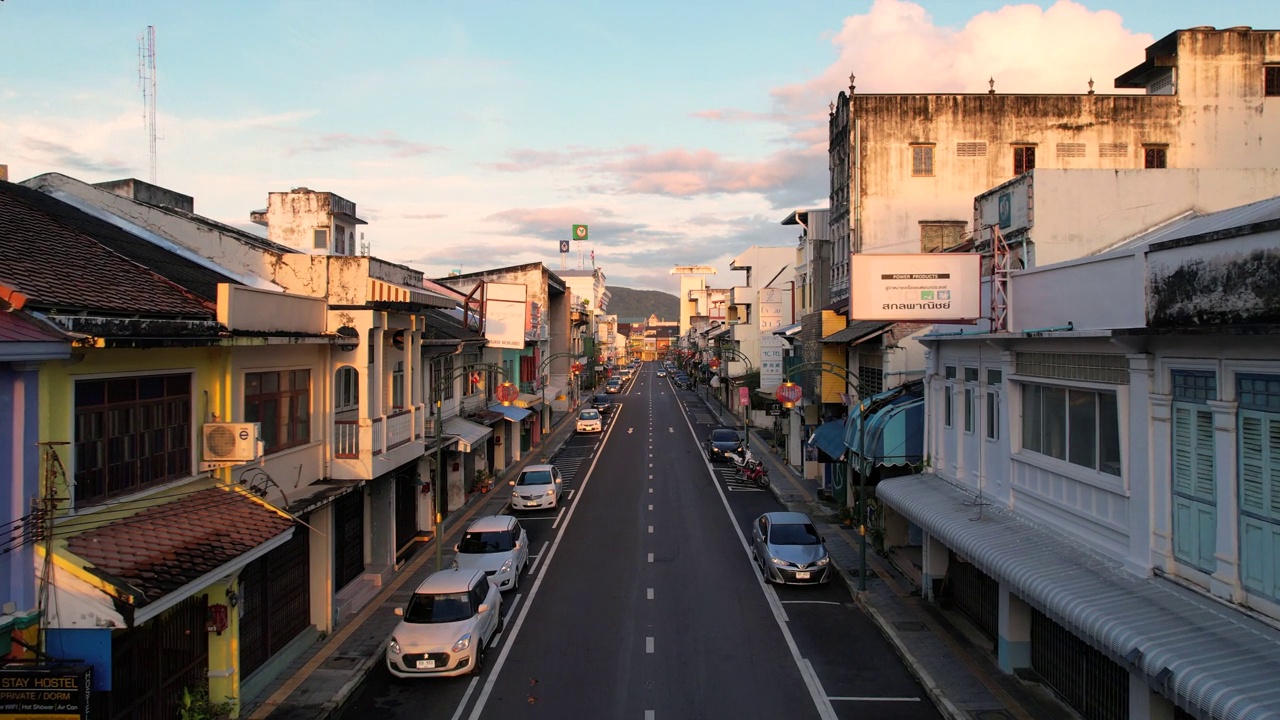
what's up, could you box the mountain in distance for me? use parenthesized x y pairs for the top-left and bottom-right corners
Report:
(605, 286), (679, 323)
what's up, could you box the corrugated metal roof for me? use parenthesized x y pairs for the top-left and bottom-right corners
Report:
(443, 416), (492, 451)
(879, 474), (1280, 720)
(820, 320), (893, 344)
(1097, 195), (1280, 256)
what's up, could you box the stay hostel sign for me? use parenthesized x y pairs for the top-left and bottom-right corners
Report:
(0, 666), (91, 720)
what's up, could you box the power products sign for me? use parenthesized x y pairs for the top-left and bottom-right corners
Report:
(0, 666), (92, 720)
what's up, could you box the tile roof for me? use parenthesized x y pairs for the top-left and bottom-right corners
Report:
(66, 487), (295, 607)
(0, 311), (66, 342)
(0, 181), (216, 318)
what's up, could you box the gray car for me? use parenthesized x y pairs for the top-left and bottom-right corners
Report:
(750, 512), (833, 585)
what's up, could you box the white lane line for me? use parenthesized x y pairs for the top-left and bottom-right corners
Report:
(647, 588), (654, 600)
(645, 711), (655, 720)
(828, 697), (922, 702)
(648, 525), (654, 533)
(645, 636), (654, 653)
(779, 600), (845, 606)
(467, 397), (622, 720)
(551, 507), (568, 529)
(448, 677), (481, 720)
(501, 593), (522, 624)
(516, 516), (558, 521)
(648, 488), (653, 493)
(673, 398), (835, 720)
(647, 552), (654, 563)
(648, 504), (653, 511)
(525, 541), (550, 573)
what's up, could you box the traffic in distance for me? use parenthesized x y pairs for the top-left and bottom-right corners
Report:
(340, 360), (940, 720)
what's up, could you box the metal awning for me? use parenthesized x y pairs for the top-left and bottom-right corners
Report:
(514, 393), (543, 409)
(443, 416), (492, 453)
(820, 321), (894, 345)
(772, 321), (803, 337)
(845, 394), (924, 469)
(807, 419), (847, 462)
(489, 403), (532, 422)
(877, 475), (1280, 720)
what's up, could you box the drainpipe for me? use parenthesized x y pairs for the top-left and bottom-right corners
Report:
(1021, 322), (1074, 335)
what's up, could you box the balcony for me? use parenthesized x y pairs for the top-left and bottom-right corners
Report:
(331, 404), (428, 481)
(730, 286), (756, 306)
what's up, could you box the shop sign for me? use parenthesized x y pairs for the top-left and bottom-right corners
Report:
(0, 665), (92, 720)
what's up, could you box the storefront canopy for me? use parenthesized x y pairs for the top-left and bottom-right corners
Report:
(489, 403), (532, 422)
(844, 393), (924, 469)
(808, 419), (847, 462)
(443, 416), (492, 453)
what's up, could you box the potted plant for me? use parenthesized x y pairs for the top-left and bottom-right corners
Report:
(837, 504), (858, 527)
(178, 683), (234, 720)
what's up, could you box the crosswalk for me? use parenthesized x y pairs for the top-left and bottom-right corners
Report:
(553, 445), (595, 482)
(714, 465), (767, 492)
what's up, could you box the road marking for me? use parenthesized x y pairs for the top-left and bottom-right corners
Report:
(645, 711), (655, 720)
(648, 504), (653, 511)
(647, 552), (654, 563)
(502, 592), (522, 622)
(647, 588), (654, 600)
(648, 525), (654, 533)
(551, 507), (567, 529)
(645, 636), (654, 653)
(829, 691), (921, 696)
(448, 677), (481, 720)
(562, 489), (575, 500)
(780, 600), (845, 606)
(648, 488), (653, 493)
(525, 541), (550, 573)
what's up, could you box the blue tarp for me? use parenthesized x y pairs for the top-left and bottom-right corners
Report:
(808, 419), (847, 461)
(489, 403), (532, 422)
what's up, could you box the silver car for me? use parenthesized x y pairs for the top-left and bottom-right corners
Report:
(509, 464), (564, 511)
(385, 568), (503, 678)
(452, 515), (529, 592)
(750, 512), (833, 585)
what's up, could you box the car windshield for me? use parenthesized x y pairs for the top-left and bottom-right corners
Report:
(594, 395), (610, 404)
(607, 379), (620, 386)
(458, 530), (512, 553)
(403, 591), (472, 624)
(710, 429), (739, 443)
(579, 410), (600, 420)
(769, 522), (821, 546)
(517, 470), (554, 486)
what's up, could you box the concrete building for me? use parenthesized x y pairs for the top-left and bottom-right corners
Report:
(881, 196), (1280, 720)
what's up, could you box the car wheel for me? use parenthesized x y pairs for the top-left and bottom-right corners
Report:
(496, 609), (506, 635)
(512, 567), (521, 591)
(472, 643), (486, 675)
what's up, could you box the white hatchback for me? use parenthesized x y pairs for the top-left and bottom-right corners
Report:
(576, 408), (603, 433)
(385, 568), (502, 678)
(452, 515), (529, 592)
(509, 464), (564, 511)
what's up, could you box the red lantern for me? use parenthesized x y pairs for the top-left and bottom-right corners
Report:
(775, 381), (803, 408)
(710, 358), (721, 370)
(571, 362), (583, 375)
(495, 381), (519, 406)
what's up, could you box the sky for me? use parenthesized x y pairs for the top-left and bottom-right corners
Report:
(2, 1), (1277, 295)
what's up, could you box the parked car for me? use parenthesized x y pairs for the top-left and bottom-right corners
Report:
(509, 464), (564, 511)
(385, 568), (503, 678)
(576, 408), (603, 433)
(706, 427), (743, 463)
(673, 374), (691, 389)
(452, 515), (528, 592)
(592, 393), (615, 414)
(750, 512), (832, 585)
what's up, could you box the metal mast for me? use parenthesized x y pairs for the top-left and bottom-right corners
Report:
(138, 26), (157, 183)
(989, 224), (1010, 333)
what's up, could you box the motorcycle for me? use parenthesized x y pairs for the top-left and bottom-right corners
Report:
(724, 447), (770, 488)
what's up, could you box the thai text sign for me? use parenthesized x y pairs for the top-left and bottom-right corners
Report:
(850, 253), (982, 321)
(0, 665), (92, 720)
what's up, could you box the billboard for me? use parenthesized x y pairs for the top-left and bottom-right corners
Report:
(850, 253), (982, 322)
(483, 282), (528, 349)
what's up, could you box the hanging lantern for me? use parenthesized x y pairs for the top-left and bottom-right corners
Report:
(710, 358), (721, 370)
(775, 381), (803, 408)
(495, 381), (519, 406)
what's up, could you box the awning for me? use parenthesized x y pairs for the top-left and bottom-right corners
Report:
(707, 325), (732, 339)
(59, 486), (295, 626)
(820, 320), (894, 345)
(489, 403), (532, 422)
(473, 409), (506, 426)
(772, 321), (803, 338)
(878, 475), (1280, 720)
(845, 394), (924, 469)
(367, 278), (454, 308)
(443, 416), (492, 453)
(513, 393), (543, 409)
(807, 419), (847, 462)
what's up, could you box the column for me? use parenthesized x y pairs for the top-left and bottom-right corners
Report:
(1208, 399), (1241, 602)
(1149, 394), (1174, 566)
(368, 471), (395, 581)
(997, 583), (1031, 673)
(921, 532), (949, 601)
(1126, 354), (1154, 576)
(1129, 673), (1176, 720)
(207, 580), (240, 713)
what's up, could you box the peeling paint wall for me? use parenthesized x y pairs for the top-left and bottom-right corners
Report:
(1147, 227), (1280, 327)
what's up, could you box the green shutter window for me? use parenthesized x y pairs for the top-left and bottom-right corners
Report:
(1238, 410), (1280, 598)
(1172, 402), (1217, 571)
(1240, 413), (1267, 515)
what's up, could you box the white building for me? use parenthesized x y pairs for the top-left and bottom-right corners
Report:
(725, 245), (795, 387)
(880, 196), (1280, 720)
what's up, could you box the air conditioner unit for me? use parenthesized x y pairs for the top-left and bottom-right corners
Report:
(202, 422), (262, 463)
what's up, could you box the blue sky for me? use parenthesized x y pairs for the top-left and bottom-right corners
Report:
(2, 1), (1277, 293)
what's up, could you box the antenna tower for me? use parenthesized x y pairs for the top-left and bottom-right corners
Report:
(137, 26), (158, 183)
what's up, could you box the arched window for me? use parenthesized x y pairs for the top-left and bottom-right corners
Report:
(335, 366), (359, 412)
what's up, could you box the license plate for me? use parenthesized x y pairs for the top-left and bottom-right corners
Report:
(416, 659), (435, 669)
(526, 501), (540, 507)
(795, 571), (810, 580)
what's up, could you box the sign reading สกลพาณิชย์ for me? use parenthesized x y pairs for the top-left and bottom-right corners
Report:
(0, 665), (92, 720)
(849, 253), (982, 322)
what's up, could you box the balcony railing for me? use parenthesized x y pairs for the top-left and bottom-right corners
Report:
(372, 417), (384, 456)
(334, 420), (359, 458)
(386, 409), (413, 451)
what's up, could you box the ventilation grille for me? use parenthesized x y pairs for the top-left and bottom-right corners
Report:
(1056, 143), (1086, 158)
(1015, 352), (1129, 384)
(956, 142), (987, 157)
(1098, 142), (1129, 158)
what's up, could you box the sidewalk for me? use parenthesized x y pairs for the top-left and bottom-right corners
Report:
(242, 403), (583, 720)
(704, 396), (1073, 720)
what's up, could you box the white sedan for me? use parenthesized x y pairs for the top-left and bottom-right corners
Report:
(657, 370), (667, 377)
(452, 515), (528, 592)
(509, 464), (564, 511)
(576, 408), (603, 433)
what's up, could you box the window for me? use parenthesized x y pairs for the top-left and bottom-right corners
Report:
(1013, 145), (1036, 175)
(1144, 146), (1168, 169)
(964, 368), (979, 435)
(431, 356), (455, 404)
(313, 228), (328, 250)
(391, 361), (405, 409)
(245, 370), (311, 454)
(335, 367), (359, 412)
(859, 353), (883, 396)
(986, 369), (1002, 441)
(911, 145), (935, 177)
(1266, 66), (1280, 97)
(73, 374), (192, 505)
(919, 221), (967, 253)
(1171, 370), (1217, 572)
(943, 365), (956, 428)
(1237, 374), (1280, 599)
(1021, 383), (1120, 476)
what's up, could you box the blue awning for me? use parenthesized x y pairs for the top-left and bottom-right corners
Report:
(844, 384), (925, 469)
(808, 419), (847, 462)
(489, 403), (532, 422)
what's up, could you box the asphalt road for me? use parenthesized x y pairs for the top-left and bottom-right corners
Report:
(338, 364), (941, 720)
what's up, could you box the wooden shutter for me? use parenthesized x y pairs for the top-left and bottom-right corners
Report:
(1172, 403), (1216, 571)
(1238, 411), (1280, 597)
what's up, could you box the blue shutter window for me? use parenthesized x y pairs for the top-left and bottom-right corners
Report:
(1171, 370), (1217, 573)
(1237, 372), (1280, 600)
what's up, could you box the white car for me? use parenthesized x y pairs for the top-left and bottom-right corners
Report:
(385, 568), (502, 678)
(657, 370), (667, 377)
(576, 408), (603, 433)
(452, 515), (529, 592)
(509, 464), (564, 511)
